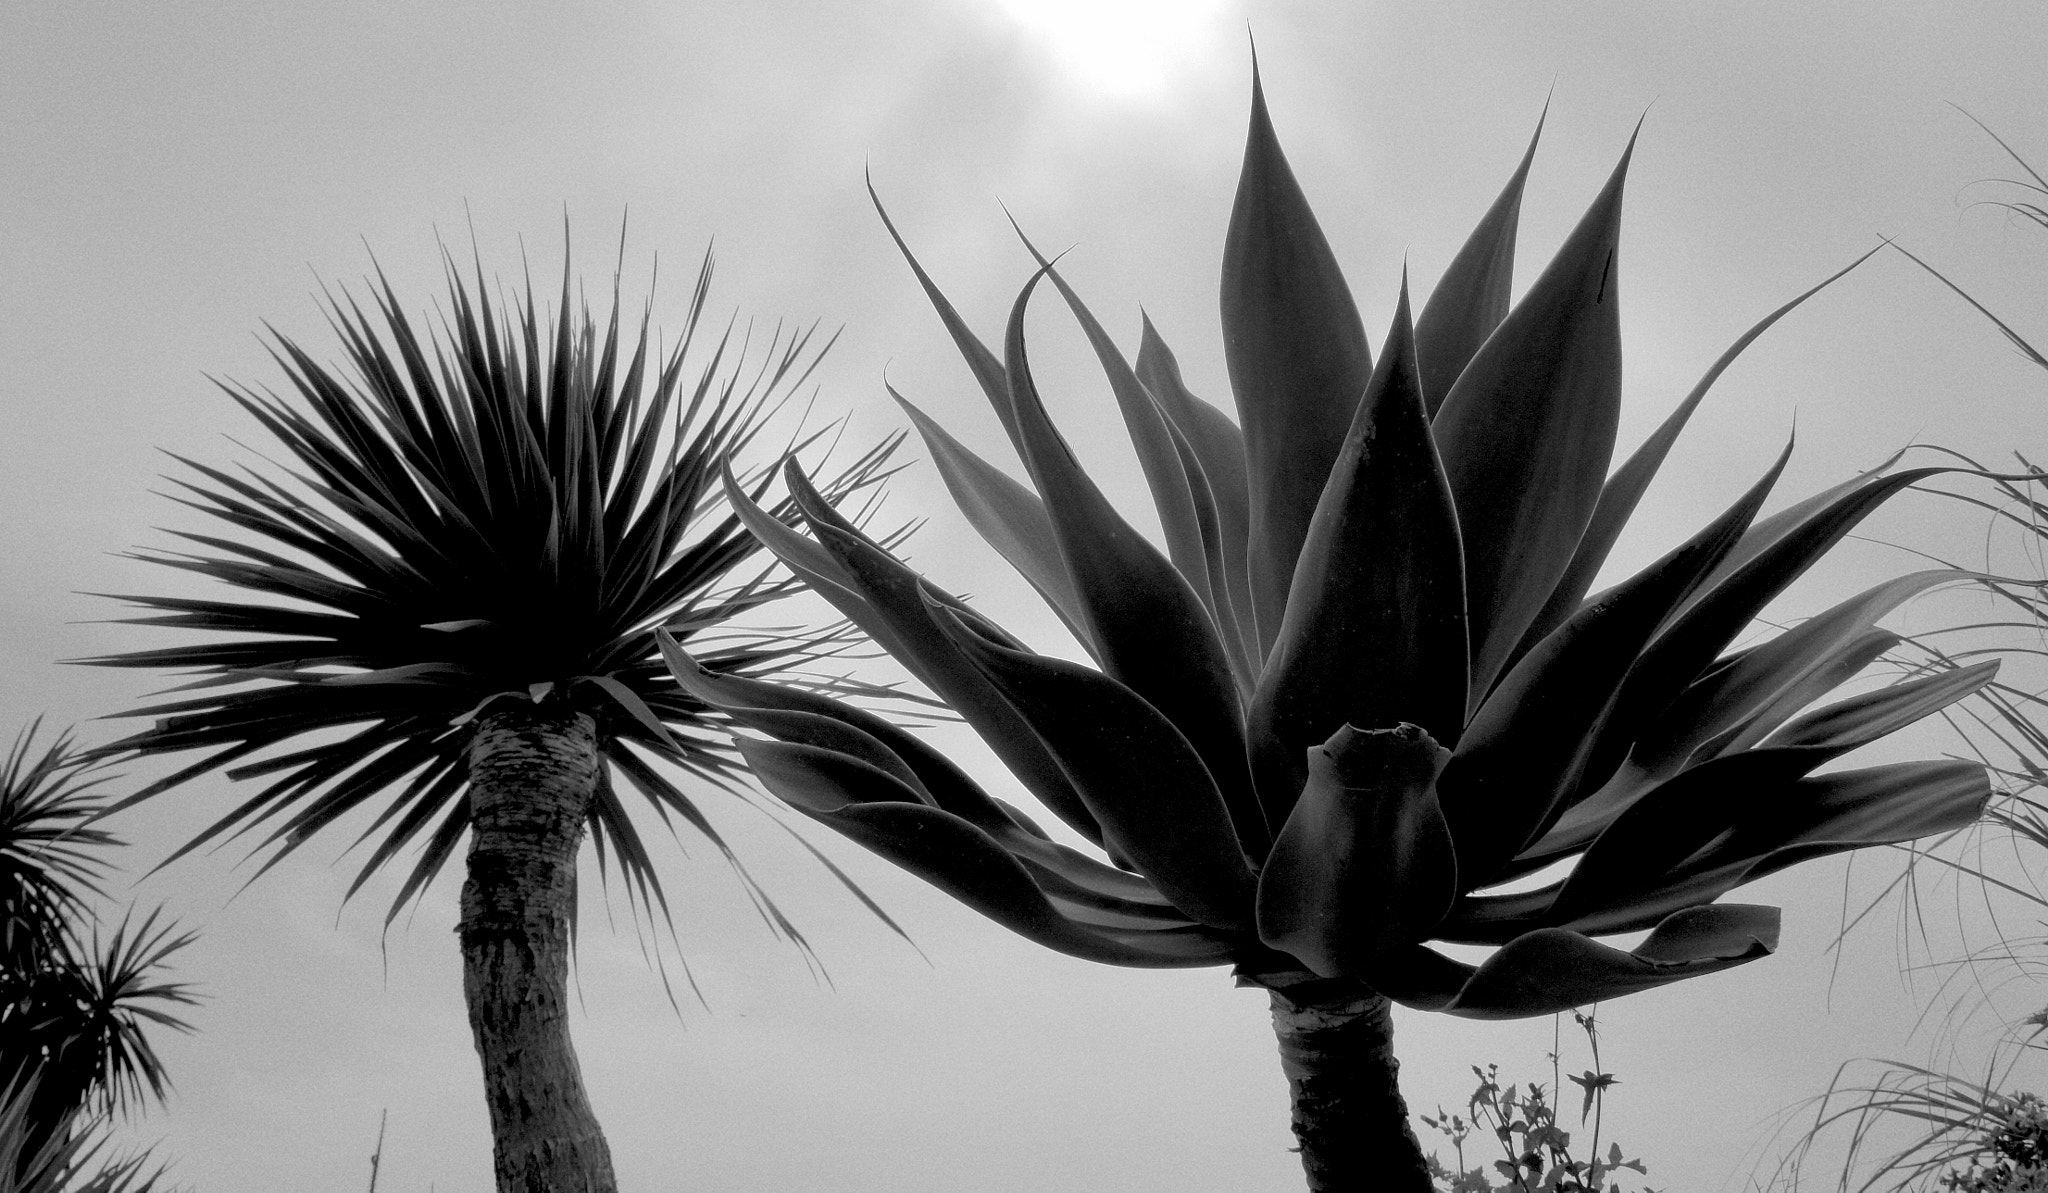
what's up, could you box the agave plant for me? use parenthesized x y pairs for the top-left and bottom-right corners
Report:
(0, 726), (193, 1190)
(661, 70), (1999, 1191)
(87, 242), (900, 1193)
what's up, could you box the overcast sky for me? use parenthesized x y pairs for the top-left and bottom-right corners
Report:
(8, 3), (2048, 1190)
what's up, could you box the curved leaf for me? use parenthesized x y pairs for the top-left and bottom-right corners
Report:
(658, 632), (1044, 839)
(1436, 442), (1787, 885)
(1509, 246), (1882, 662)
(1220, 65), (1374, 653)
(1434, 133), (1632, 702)
(1764, 660), (1999, 752)
(1256, 723), (1457, 978)
(1001, 270), (1260, 850)
(889, 390), (1098, 658)
(1135, 317), (1259, 675)
(1247, 285), (1466, 823)
(867, 177), (1019, 451)
(929, 601), (1258, 930)
(1695, 628), (1899, 759)
(756, 470), (1105, 843)
(1580, 465), (1956, 796)
(1559, 761), (1990, 936)
(1627, 569), (1965, 776)
(1387, 904), (1780, 1020)
(737, 737), (1233, 968)
(1414, 106), (1542, 416)
(1548, 749), (1829, 924)
(1011, 231), (1214, 613)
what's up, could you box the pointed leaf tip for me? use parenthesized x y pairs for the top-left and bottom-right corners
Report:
(1222, 70), (1373, 656)
(1434, 133), (1633, 702)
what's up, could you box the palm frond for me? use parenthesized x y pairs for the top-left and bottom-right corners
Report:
(85, 233), (906, 936)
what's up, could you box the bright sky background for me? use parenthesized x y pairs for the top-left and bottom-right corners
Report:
(6, 2), (2048, 1190)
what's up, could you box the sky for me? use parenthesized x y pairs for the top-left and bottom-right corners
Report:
(6, 2), (2048, 1190)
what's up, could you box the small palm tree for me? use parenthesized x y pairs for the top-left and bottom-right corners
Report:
(0, 724), (193, 1193)
(87, 240), (899, 1193)
(662, 67), (1999, 1191)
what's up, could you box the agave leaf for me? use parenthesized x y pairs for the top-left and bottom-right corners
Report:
(1220, 65), (1375, 653)
(1695, 628), (1899, 759)
(867, 177), (1021, 452)
(1135, 317), (1260, 678)
(1559, 761), (1990, 937)
(1436, 442), (1787, 884)
(888, 389), (1098, 658)
(734, 737), (1232, 968)
(1374, 904), (1780, 1019)
(1256, 723), (1457, 978)
(680, 650), (1161, 906)
(1434, 133), (1633, 703)
(1010, 229), (1215, 611)
(1248, 285), (1466, 824)
(928, 599), (1258, 930)
(749, 468), (1105, 842)
(1153, 402), (1257, 696)
(1413, 106), (1542, 416)
(1547, 749), (1836, 924)
(1580, 466), (1956, 795)
(1694, 454), (1923, 596)
(1762, 661), (1999, 752)
(1627, 569), (1966, 775)
(1553, 660), (1987, 925)
(1509, 247), (1883, 662)
(658, 632), (1045, 839)
(1000, 270), (1260, 848)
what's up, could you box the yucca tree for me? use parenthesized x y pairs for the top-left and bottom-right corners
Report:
(87, 242), (899, 1193)
(658, 68), (2001, 1191)
(0, 725), (193, 1191)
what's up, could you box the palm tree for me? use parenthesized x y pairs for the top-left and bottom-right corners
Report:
(0, 724), (193, 1193)
(660, 66), (1999, 1192)
(86, 239), (900, 1193)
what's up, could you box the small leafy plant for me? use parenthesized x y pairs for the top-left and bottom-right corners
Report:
(1424, 1011), (1655, 1193)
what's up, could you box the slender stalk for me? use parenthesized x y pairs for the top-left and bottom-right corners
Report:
(458, 703), (617, 1193)
(1263, 975), (1432, 1193)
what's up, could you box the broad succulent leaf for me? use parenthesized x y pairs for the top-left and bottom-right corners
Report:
(1436, 441), (1789, 883)
(1434, 134), (1631, 702)
(1509, 247), (1885, 664)
(927, 602), (1259, 930)
(1134, 319), (1261, 680)
(1400, 904), (1781, 1019)
(732, 737), (1232, 967)
(1413, 107), (1542, 417)
(1013, 231), (1216, 614)
(889, 390), (1099, 659)
(733, 465), (1104, 842)
(705, 77), (1999, 1021)
(1247, 285), (1466, 823)
(1221, 65), (1375, 654)
(1001, 271), (1260, 847)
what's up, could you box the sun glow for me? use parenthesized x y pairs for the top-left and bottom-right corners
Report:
(993, 0), (1230, 100)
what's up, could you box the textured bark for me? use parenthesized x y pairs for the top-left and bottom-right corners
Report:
(1264, 976), (1431, 1193)
(458, 704), (617, 1193)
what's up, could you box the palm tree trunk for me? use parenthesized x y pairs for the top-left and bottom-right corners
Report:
(459, 702), (618, 1193)
(1263, 975), (1432, 1192)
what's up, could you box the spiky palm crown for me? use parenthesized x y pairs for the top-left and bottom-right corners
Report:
(0, 725), (195, 1143)
(88, 242), (900, 928)
(661, 72), (1998, 1019)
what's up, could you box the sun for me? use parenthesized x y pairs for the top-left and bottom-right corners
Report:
(993, 0), (1230, 100)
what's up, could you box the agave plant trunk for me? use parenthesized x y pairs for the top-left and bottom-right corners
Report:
(458, 704), (618, 1193)
(1262, 976), (1431, 1193)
